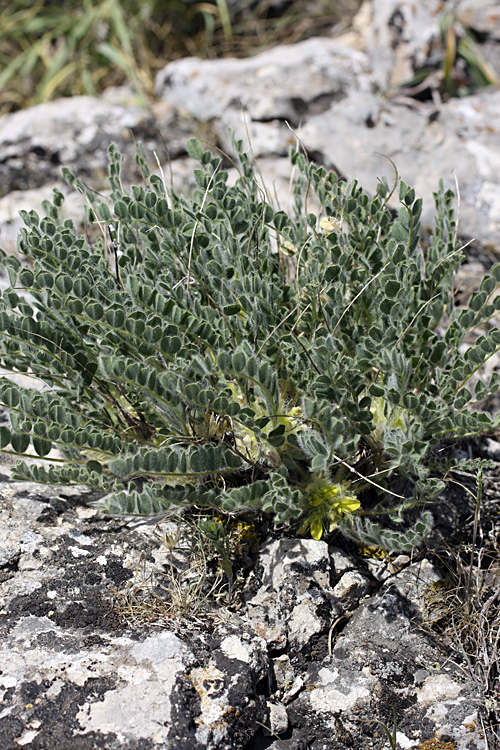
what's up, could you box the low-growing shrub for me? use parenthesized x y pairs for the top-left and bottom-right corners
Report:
(0, 137), (499, 550)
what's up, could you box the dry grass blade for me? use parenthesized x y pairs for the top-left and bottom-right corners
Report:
(112, 517), (238, 630)
(0, 0), (362, 114)
(421, 468), (500, 748)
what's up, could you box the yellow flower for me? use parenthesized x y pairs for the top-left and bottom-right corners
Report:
(310, 485), (339, 505)
(320, 216), (342, 235)
(368, 395), (410, 449)
(300, 480), (360, 540)
(279, 240), (297, 256)
(310, 518), (323, 541)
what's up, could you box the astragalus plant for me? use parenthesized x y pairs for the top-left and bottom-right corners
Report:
(0, 137), (499, 551)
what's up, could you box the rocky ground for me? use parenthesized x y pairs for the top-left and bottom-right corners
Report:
(2, 1), (500, 747)
(0, 460), (497, 750)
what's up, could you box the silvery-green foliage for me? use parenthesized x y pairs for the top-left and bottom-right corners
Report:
(0, 137), (499, 550)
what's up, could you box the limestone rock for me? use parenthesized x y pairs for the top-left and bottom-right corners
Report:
(266, 700), (289, 735)
(154, 37), (372, 125)
(0, 480), (269, 749)
(0, 96), (192, 199)
(291, 584), (485, 749)
(243, 538), (335, 650)
(0, 185), (86, 257)
(367, 0), (444, 89)
(456, 0), (500, 39)
(331, 570), (371, 608)
(298, 87), (500, 250)
(0, 470), (488, 748)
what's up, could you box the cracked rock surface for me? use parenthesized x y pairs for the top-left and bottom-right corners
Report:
(0, 472), (488, 749)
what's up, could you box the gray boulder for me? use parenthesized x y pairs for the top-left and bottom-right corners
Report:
(0, 479), (269, 749)
(298, 87), (500, 248)
(0, 96), (193, 199)
(154, 37), (372, 125)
